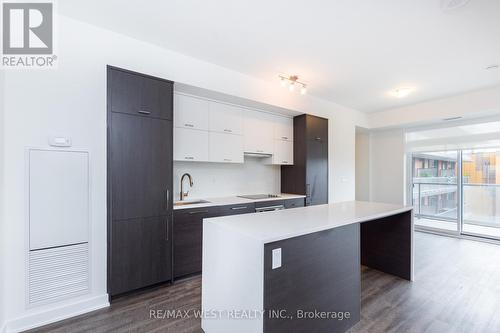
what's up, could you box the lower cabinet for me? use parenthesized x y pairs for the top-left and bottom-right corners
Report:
(110, 216), (172, 296)
(173, 206), (220, 278)
(173, 198), (304, 279)
(284, 197), (305, 209)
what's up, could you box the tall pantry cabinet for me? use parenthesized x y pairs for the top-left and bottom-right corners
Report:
(107, 66), (174, 296)
(281, 114), (328, 206)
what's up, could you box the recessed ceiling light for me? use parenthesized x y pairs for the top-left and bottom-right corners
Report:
(441, 0), (471, 11)
(389, 87), (414, 98)
(486, 65), (499, 70)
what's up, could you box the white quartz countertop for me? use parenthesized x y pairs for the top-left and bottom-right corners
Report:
(173, 193), (306, 210)
(204, 201), (413, 243)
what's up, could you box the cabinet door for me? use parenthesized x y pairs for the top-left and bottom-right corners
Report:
(174, 128), (209, 162)
(110, 215), (171, 296)
(110, 113), (171, 220)
(209, 102), (243, 135)
(140, 76), (173, 120)
(109, 68), (141, 115)
(243, 111), (274, 154)
(284, 198), (305, 209)
(273, 140), (293, 165)
(174, 94), (209, 130)
(209, 132), (243, 163)
(306, 115), (328, 142)
(173, 207), (220, 278)
(109, 68), (172, 120)
(306, 139), (328, 205)
(274, 116), (294, 141)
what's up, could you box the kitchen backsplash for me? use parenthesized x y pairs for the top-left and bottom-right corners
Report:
(173, 156), (280, 200)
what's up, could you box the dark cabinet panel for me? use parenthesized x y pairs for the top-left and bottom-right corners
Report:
(306, 138), (328, 206)
(281, 114), (328, 206)
(110, 112), (172, 220)
(109, 67), (173, 120)
(110, 216), (171, 296)
(284, 198), (305, 209)
(306, 114), (328, 142)
(217, 203), (256, 216)
(264, 223), (360, 333)
(173, 207), (220, 278)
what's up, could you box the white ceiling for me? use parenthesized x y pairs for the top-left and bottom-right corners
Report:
(60, 0), (500, 112)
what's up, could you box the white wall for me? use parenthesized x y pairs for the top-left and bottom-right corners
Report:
(173, 158), (280, 200)
(1, 15), (367, 331)
(369, 129), (406, 205)
(0, 70), (6, 333)
(355, 130), (370, 201)
(365, 86), (500, 207)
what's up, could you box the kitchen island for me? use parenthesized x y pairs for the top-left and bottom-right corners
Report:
(201, 201), (413, 333)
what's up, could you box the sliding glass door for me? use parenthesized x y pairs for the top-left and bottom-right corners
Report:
(462, 148), (500, 239)
(411, 148), (500, 240)
(412, 151), (460, 234)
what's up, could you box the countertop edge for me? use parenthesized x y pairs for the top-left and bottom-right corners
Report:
(173, 194), (307, 210)
(260, 206), (413, 244)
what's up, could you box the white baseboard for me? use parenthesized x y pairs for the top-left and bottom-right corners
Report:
(4, 294), (109, 333)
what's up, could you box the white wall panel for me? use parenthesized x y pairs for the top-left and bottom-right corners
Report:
(29, 150), (89, 250)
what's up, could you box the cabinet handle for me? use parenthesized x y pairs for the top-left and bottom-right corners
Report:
(224, 129), (232, 133)
(306, 184), (311, 197)
(185, 156), (194, 160)
(166, 189), (170, 210)
(282, 161), (288, 164)
(138, 110), (151, 115)
(188, 210), (209, 215)
(282, 136), (288, 140)
(224, 158), (232, 162)
(315, 137), (321, 141)
(231, 206), (248, 210)
(184, 123), (194, 128)
(257, 150), (264, 153)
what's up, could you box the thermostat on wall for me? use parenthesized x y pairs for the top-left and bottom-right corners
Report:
(49, 136), (72, 147)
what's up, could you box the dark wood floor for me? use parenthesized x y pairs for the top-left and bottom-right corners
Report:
(28, 232), (500, 333)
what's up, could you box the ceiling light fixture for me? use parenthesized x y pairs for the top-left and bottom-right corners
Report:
(390, 87), (414, 98)
(279, 75), (307, 95)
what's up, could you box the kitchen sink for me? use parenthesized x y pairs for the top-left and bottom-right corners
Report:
(174, 200), (210, 206)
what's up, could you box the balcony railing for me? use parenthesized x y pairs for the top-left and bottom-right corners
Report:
(413, 182), (500, 229)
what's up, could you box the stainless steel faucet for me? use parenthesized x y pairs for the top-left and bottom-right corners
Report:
(180, 173), (194, 201)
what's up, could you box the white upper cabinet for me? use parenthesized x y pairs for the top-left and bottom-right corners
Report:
(209, 132), (244, 163)
(174, 127), (209, 162)
(243, 111), (274, 154)
(174, 94), (209, 130)
(274, 116), (294, 141)
(272, 140), (294, 165)
(209, 102), (243, 135)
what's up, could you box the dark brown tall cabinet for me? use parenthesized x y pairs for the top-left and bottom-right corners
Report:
(107, 66), (174, 297)
(281, 114), (328, 205)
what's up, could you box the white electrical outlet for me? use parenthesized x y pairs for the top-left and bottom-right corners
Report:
(272, 248), (282, 269)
